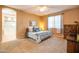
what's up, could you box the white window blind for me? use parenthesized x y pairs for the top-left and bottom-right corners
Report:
(48, 15), (62, 33)
(48, 16), (54, 28)
(54, 15), (61, 29)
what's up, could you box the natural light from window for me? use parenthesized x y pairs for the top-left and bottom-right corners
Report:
(48, 15), (62, 33)
(2, 8), (16, 43)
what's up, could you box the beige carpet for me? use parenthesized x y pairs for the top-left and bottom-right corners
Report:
(0, 36), (67, 53)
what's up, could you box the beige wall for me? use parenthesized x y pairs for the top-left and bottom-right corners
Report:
(0, 6), (2, 43)
(17, 10), (41, 39)
(63, 8), (79, 24)
(40, 16), (48, 30)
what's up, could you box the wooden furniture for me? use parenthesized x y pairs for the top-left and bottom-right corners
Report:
(64, 24), (79, 53)
(64, 25), (77, 40)
(25, 28), (29, 38)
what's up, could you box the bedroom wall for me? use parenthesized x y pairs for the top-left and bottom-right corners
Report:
(63, 7), (79, 25)
(0, 6), (2, 43)
(17, 10), (41, 39)
(39, 16), (48, 30)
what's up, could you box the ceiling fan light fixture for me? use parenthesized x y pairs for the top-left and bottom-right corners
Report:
(34, 6), (48, 12)
(39, 6), (47, 12)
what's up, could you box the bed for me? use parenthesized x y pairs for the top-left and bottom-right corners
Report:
(27, 31), (52, 43)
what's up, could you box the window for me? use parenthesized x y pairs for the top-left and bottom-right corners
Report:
(54, 15), (62, 29)
(48, 15), (63, 33)
(48, 16), (54, 28)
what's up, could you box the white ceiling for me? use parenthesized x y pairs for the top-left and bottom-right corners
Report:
(8, 5), (78, 16)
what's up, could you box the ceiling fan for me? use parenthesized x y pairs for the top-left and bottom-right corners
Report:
(32, 5), (59, 12)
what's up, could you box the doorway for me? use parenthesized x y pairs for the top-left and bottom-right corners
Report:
(2, 8), (16, 43)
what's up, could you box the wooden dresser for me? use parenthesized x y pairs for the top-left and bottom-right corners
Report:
(64, 24), (79, 53)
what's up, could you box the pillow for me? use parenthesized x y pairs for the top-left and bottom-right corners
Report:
(33, 27), (40, 32)
(28, 26), (33, 32)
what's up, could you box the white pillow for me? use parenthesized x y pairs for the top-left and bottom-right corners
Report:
(28, 26), (33, 32)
